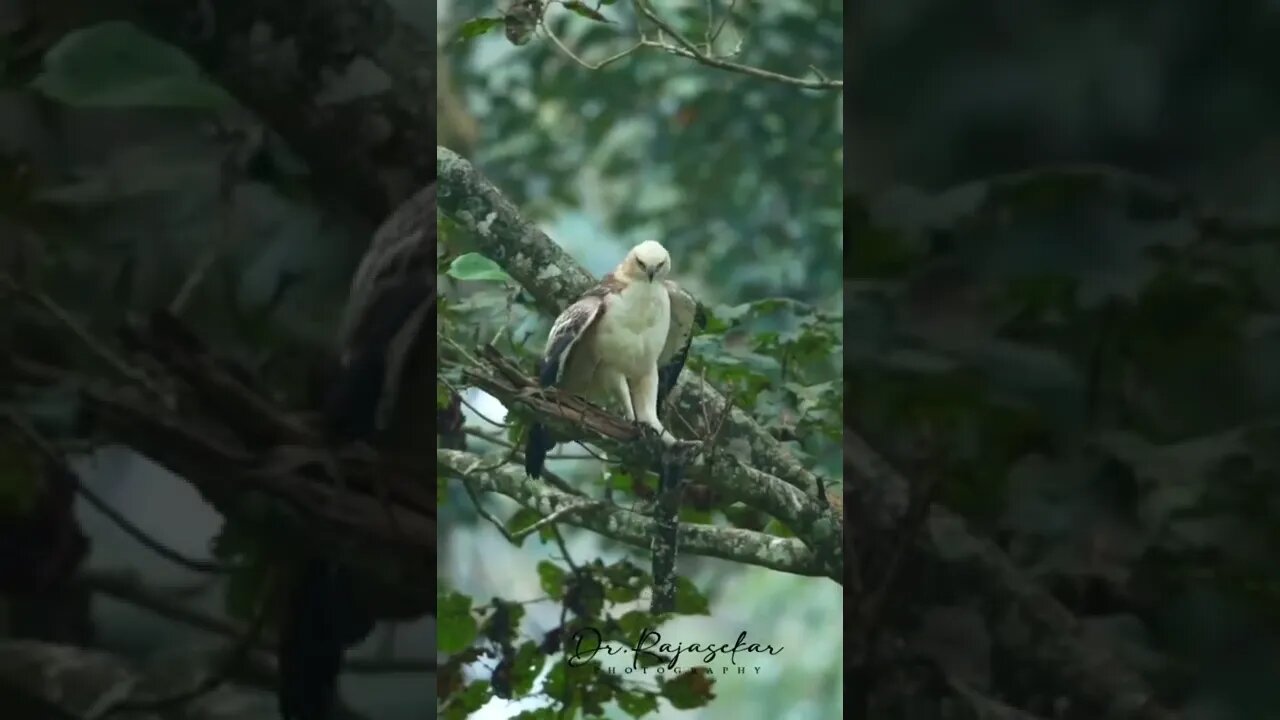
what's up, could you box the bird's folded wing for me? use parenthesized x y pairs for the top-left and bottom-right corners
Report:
(657, 281), (705, 403)
(540, 293), (606, 387)
(328, 182), (436, 436)
(339, 183), (437, 355)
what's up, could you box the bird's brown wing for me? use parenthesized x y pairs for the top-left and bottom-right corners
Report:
(539, 273), (624, 391)
(657, 280), (705, 405)
(326, 182), (435, 440)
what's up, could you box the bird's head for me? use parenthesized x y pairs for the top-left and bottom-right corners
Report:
(623, 240), (671, 283)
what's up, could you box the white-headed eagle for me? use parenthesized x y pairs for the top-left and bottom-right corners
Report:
(525, 240), (703, 478)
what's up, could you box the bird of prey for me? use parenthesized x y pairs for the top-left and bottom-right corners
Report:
(277, 182), (437, 720)
(525, 240), (702, 478)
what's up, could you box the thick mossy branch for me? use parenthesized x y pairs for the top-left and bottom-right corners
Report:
(460, 345), (843, 581)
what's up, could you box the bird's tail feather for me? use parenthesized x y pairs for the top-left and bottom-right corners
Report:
(278, 558), (374, 720)
(525, 422), (555, 478)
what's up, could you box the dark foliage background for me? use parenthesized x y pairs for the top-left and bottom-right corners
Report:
(852, 2), (1280, 718)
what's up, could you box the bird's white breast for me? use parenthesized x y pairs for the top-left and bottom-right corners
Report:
(596, 281), (670, 378)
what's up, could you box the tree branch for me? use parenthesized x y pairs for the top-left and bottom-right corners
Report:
(438, 448), (827, 579)
(456, 345), (843, 581)
(540, 1), (842, 90)
(75, 569), (434, 675)
(631, 0), (842, 90)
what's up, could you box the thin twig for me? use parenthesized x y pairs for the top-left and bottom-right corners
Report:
(511, 500), (595, 540)
(2, 411), (231, 574)
(461, 474), (519, 543)
(440, 376), (508, 428)
(711, 0), (738, 44)
(550, 525), (579, 573)
(0, 274), (166, 400)
(100, 570), (278, 717)
(631, 0), (842, 90)
(465, 426), (598, 461)
(542, 18), (641, 70)
(76, 569), (435, 674)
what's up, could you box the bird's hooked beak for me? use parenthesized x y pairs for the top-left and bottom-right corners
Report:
(647, 268), (657, 282)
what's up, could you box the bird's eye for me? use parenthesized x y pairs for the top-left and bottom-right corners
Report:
(637, 259), (647, 270)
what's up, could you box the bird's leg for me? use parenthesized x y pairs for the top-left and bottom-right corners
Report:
(613, 373), (637, 421)
(631, 369), (674, 445)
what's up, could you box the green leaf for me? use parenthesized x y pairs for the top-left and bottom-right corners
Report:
(763, 519), (796, 538)
(506, 507), (544, 546)
(223, 555), (271, 622)
(673, 577), (710, 615)
(511, 640), (547, 696)
(603, 560), (650, 603)
(447, 252), (512, 282)
(660, 668), (716, 709)
(564, 1), (612, 22)
(617, 609), (656, 639)
(615, 688), (660, 717)
(537, 560), (568, 598)
(0, 435), (43, 517)
(441, 680), (490, 720)
(31, 22), (235, 109)
(481, 599), (526, 646)
(456, 17), (505, 42)
(438, 590), (478, 654)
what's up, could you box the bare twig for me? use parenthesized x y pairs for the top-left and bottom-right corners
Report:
(532, 0), (839, 90)
(542, 19), (641, 70)
(632, 0), (841, 90)
(512, 500), (595, 540)
(440, 376), (509, 428)
(2, 411), (231, 575)
(0, 274), (165, 400)
(99, 570), (278, 716)
(75, 569), (435, 674)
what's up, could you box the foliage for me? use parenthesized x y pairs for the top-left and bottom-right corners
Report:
(850, 168), (1280, 714)
(30, 22), (235, 109)
(437, 559), (716, 718)
(3, 10), (362, 668)
(445, 0), (842, 305)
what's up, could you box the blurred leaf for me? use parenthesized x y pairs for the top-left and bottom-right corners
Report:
(673, 577), (710, 615)
(506, 507), (543, 546)
(223, 554), (271, 622)
(0, 435), (42, 517)
(456, 17), (504, 42)
(510, 640), (547, 696)
(438, 590), (478, 654)
(617, 609), (657, 639)
(32, 22), (235, 109)
(441, 680), (490, 720)
(538, 560), (568, 598)
(615, 687), (660, 717)
(660, 668), (716, 709)
(602, 559), (649, 603)
(563, 1), (612, 22)
(447, 252), (512, 282)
